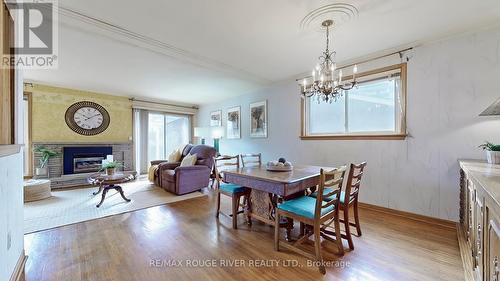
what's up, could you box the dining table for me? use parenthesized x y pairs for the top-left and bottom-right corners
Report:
(223, 164), (333, 241)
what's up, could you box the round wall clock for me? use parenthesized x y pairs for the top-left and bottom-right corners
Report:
(65, 101), (110, 136)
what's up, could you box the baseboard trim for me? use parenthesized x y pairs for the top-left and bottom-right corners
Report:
(358, 202), (456, 229)
(10, 250), (27, 281)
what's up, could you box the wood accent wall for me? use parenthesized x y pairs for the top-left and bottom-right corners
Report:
(0, 2), (14, 144)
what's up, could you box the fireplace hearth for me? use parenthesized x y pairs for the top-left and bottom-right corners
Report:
(33, 143), (132, 188)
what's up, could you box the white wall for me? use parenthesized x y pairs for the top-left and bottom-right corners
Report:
(197, 26), (500, 221)
(1, 4), (25, 278)
(0, 152), (24, 281)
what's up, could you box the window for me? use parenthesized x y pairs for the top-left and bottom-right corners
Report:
(301, 63), (407, 140)
(147, 112), (190, 163)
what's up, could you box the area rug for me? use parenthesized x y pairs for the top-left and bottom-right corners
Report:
(24, 177), (206, 234)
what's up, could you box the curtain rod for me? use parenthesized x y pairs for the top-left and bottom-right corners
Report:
(295, 47), (413, 81)
(130, 98), (199, 110)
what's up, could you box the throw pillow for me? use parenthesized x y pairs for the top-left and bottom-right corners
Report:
(180, 153), (197, 167)
(167, 149), (181, 162)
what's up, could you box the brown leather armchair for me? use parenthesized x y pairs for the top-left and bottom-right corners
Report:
(151, 144), (216, 195)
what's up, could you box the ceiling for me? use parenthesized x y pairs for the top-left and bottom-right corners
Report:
(24, 0), (500, 105)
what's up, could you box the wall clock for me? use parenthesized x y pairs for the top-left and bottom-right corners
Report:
(65, 101), (110, 136)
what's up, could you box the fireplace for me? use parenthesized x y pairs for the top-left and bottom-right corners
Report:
(63, 146), (112, 175)
(73, 155), (105, 173)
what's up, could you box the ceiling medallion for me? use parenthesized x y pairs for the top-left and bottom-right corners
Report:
(300, 19), (357, 103)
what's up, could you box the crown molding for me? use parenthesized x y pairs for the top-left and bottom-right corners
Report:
(57, 5), (270, 85)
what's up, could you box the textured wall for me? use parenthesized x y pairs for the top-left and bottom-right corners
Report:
(197, 26), (500, 221)
(0, 151), (24, 281)
(26, 84), (133, 143)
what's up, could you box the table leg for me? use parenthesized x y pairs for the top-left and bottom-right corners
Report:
(245, 191), (252, 225)
(285, 217), (294, 242)
(93, 184), (103, 195)
(115, 185), (131, 202)
(247, 190), (294, 241)
(96, 187), (109, 208)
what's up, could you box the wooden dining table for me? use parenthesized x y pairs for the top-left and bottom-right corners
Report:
(223, 164), (332, 241)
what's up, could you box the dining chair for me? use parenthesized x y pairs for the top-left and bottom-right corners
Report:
(311, 162), (367, 250)
(214, 155), (250, 229)
(274, 167), (346, 274)
(240, 153), (262, 167)
(210, 155), (226, 189)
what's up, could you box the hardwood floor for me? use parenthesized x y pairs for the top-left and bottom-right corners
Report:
(22, 189), (464, 281)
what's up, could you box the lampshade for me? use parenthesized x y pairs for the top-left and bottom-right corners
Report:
(194, 127), (209, 137)
(211, 126), (225, 139)
(479, 97), (500, 116)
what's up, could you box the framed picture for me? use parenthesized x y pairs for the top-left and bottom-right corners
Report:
(226, 106), (241, 139)
(210, 110), (222, 127)
(250, 100), (267, 138)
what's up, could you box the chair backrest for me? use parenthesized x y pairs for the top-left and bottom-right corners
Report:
(214, 155), (240, 186)
(343, 162), (367, 204)
(181, 144), (193, 158)
(314, 167), (347, 219)
(189, 144), (217, 168)
(240, 153), (262, 167)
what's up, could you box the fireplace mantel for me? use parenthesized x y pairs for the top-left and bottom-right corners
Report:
(32, 142), (133, 189)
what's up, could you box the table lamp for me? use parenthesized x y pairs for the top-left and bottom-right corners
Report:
(194, 127), (209, 145)
(211, 126), (225, 153)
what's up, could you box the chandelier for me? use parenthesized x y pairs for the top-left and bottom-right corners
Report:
(300, 20), (358, 103)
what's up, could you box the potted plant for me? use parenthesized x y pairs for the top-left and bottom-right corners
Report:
(33, 146), (59, 177)
(478, 141), (500, 164)
(101, 161), (123, 176)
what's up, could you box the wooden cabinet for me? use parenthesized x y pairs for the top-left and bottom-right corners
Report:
(475, 192), (484, 280)
(459, 161), (500, 281)
(486, 204), (500, 281)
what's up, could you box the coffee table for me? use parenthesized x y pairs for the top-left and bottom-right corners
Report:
(88, 172), (137, 207)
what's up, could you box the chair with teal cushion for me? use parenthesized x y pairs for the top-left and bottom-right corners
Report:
(277, 196), (334, 219)
(311, 189), (347, 203)
(219, 183), (247, 194)
(274, 167), (346, 275)
(320, 162), (367, 251)
(214, 155), (250, 229)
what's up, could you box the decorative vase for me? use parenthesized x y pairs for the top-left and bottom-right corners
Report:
(35, 167), (48, 176)
(106, 168), (116, 176)
(486, 151), (500, 164)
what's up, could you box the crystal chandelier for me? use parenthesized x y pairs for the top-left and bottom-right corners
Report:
(300, 20), (358, 103)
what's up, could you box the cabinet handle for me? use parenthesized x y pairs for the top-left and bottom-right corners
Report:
(494, 256), (499, 281)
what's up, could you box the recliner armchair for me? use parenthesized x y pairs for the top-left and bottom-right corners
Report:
(151, 144), (216, 195)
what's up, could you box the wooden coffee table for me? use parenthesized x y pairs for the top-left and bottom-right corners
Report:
(88, 172), (137, 208)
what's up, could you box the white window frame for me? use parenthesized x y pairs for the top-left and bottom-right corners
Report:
(301, 63), (407, 140)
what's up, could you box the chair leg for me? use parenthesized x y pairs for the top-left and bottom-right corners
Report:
(232, 195), (239, 229)
(274, 212), (280, 251)
(299, 222), (305, 236)
(353, 199), (362, 236)
(343, 207), (354, 250)
(313, 223), (326, 274)
(215, 192), (221, 219)
(334, 214), (344, 256)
